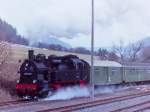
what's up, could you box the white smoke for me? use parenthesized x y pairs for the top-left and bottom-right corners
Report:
(40, 84), (150, 101)
(43, 86), (90, 101)
(1, 0), (150, 48)
(95, 86), (115, 94)
(42, 85), (130, 101)
(95, 85), (129, 94)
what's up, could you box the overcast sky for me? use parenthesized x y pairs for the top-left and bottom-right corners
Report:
(0, 0), (150, 48)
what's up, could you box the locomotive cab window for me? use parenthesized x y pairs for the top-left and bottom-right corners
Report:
(58, 64), (68, 71)
(37, 74), (44, 81)
(37, 73), (48, 82)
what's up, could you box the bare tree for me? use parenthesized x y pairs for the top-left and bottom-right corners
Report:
(112, 40), (127, 62)
(127, 40), (144, 62)
(141, 46), (150, 62)
(0, 41), (11, 69)
(107, 52), (119, 61)
(97, 48), (109, 60)
(112, 40), (144, 62)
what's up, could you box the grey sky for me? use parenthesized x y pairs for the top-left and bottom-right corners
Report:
(0, 0), (150, 48)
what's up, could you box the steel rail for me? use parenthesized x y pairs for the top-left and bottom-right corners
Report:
(37, 91), (150, 112)
(110, 101), (150, 112)
(0, 100), (29, 107)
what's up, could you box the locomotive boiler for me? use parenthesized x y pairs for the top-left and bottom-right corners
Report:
(16, 50), (90, 99)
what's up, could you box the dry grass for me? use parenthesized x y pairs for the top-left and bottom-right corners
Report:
(0, 89), (14, 102)
(10, 44), (99, 62)
(0, 62), (20, 102)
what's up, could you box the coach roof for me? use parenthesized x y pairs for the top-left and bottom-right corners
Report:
(87, 60), (122, 67)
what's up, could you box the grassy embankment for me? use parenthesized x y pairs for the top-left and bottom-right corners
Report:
(0, 44), (99, 102)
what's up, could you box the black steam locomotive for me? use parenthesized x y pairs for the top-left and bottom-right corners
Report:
(16, 50), (90, 99)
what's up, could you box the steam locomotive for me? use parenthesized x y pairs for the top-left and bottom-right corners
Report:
(16, 50), (90, 99)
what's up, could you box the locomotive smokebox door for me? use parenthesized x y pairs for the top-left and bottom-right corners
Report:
(28, 50), (34, 60)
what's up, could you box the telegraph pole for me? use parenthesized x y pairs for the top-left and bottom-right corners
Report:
(90, 0), (94, 99)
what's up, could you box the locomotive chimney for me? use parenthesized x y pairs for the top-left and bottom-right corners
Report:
(28, 50), (34, 60)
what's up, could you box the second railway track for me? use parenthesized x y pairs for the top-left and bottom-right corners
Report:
(0, 100), (30, 107)
(110, 100), (150, 112)
(37, 91), (150, 112)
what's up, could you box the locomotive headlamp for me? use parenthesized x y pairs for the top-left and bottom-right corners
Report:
(33, 80), (37, 83)
(17, 80), (20, 83)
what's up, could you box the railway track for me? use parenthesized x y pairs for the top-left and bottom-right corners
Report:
(37, 91), (150, 112)
(0, 100), (29, 107)
(0, 87), (149, 112)
(110, 100), (150, 112)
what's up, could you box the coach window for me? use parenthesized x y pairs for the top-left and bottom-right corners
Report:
(112, 69), (117, 75)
